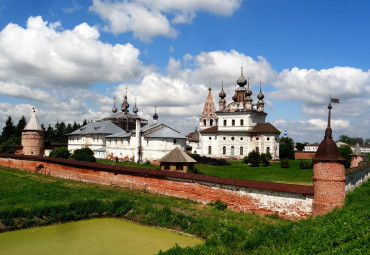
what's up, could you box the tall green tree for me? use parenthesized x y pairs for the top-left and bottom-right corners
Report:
(2, 116), (15, 138)
(339, 145), (353, 168)
(339, 135), (364, 145)
(295, 142), (306, 151)
(15, 116), (27, 137)
(279, 137), (295, 160)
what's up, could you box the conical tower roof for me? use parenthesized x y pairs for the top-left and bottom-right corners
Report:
(200, 87), (217, 120)
(24, 108), (43, 131)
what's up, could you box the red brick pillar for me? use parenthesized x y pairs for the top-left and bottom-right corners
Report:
(312, 126), (345, 216)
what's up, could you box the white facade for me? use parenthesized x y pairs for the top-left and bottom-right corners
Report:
(68, 134), (106, 152)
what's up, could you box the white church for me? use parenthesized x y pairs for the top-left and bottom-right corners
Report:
(188, 68), (281, 159)
(67, 96), (186, 164)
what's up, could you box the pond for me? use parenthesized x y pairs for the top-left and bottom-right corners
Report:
(0, 218), (203, 255)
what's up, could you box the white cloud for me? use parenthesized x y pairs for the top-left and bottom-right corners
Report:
(0, 16), (145, 89)
(0, 82), (51, 102)
(90, 0), (242, 41)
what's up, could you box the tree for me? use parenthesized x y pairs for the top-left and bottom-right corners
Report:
(71, 147), (96, 162)
(365, 138), (370, 145)
(2, 116), (15, 138)
(49, 147), (70, 159)
(247, 150), (260, 167)
(295, 142), (306, 151)
(82, 119), (88, 126)
(0, 136), (21, 154)
(339, 145), (352, 168)
(15, 116), (27, 137)
(339, 135), (364, 145)
(279, 137), (295, 160)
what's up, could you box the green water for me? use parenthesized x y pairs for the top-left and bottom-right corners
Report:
(0, 218), (203, 255)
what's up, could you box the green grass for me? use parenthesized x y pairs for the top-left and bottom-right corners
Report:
(195, 160), (313, 185)
(0, 166), (368, 254)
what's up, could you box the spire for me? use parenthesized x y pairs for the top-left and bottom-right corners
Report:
(219, 81), (226, 99)
(257, 82), (264, 100)
(121, 87), (130, 113)
(218, 81), (227, 111)
(200, 86), (217, 131)
(24, 107), (43, 131)
(112, 97), (118, 113)
(133, 97), (138, 115)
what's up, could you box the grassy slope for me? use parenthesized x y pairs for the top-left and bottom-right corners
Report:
(0, 166), (368, 254)
(196, 160), (313, 185)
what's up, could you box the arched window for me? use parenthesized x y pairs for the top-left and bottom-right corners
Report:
(232, 119), (235, 126)
(203, 119), (206, 126)
(240, 119), (244, 126)
(223, 146), (226, 155)
(240, 147), (243, 156)
(267, 147), (270, 153)
(231, 146), (235, 156)
(256, 147), (259, 153)
(208, 146), (212, 155)
(210, 119), (213, 126)
(223, 120), (227, 126)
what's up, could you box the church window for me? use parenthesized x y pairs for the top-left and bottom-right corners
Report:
(240, 137), (243, 141)
(267, 137), (270, 141)
(231, 137), (235, 141)
(174, 139), (177, 144)
(231, 146), (235, 156)
(209, 137), (211, 140)
(208, 146), (212, 154)
(256, 137), (259, 141)
(223, 120), (227, 126)
(203, 119), (207, 126)
(232, 120), (235, 126)
(267, 147), (270, 153)
(210, 119), (213, 126)
(240, 147), (243, 156)
(223, 137), (226, 140)
(223, 146), (226, 155)
(240, 119), (244, 126)
(256, 147), (259, 153)
(176, 163), (183, 170)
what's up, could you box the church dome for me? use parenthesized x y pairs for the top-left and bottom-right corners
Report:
(219, 83), (226, 99)
(257, 83), (264, 100)
(237, 67), (247, 86)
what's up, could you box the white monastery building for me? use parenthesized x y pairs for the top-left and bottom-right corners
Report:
(68, 97), (186, 163)
(188, 68), (281, 159)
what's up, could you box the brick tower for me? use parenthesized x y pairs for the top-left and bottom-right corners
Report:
(312, 98), (345, 216)
(199, 87), (217, 131)
(21, 108), (44, 156)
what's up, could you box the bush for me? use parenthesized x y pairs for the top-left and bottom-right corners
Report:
(247, 150), (260, 167)
(71, 147), (96, 162)
(243, 156), (249, 164)
(209, 200), (227, 211)
(339, 145), (353, 168)
(260, 152), (272, 166)
(280, 158), (290, 168)
(49, 147), (70, 158)
(0, 136), (21, 154)
(299, 160), (311, 169)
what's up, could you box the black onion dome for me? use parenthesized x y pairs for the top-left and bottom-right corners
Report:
(133, 104), (138, 114)
(112, 105), (118, 113)
(219, 82), (226, 99)
(237, 67), (247, 86)
(257, 83), (264, 100)
(245, 80), (252, 96)
(153, 112), (158, 119)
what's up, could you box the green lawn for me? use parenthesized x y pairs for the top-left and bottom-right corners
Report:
(196, 160), (313, 185)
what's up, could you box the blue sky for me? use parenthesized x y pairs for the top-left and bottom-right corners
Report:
(0, 0), (369, 143)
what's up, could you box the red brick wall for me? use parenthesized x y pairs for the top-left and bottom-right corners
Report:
(295, 152), (316, 159)
(0, 155), (315, 219)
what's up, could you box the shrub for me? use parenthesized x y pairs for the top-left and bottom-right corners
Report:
(247, 150), (260, 167)
(280, 158), (290, 168)
(339, 145), (353, 168)
(49, 147), (70, 158)
(260, 152), (272, 166)
(243, 156), (249, 164)
(299, 160), (311, 169)
(71, 147), (96, 162)
(209, 200), (227, 211)
(0, 136), (21, 154)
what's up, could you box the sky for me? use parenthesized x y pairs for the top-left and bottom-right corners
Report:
(0, 0), (369, 143)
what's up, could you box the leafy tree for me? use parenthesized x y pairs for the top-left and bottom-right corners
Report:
(339, 135), (364, 145)
(260, 152), (272, 166)
(339, 145), (353, 168)
(0, 136), (21, 154)
(15, 116), (27, 137)
(49, 147), (70, 159)
(2, 116), (15, 138)
(279, 137), (295, 160)
(247, 150), (260, 167)
(72, 147), (96, 162)
(295, 142), (306, 151)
